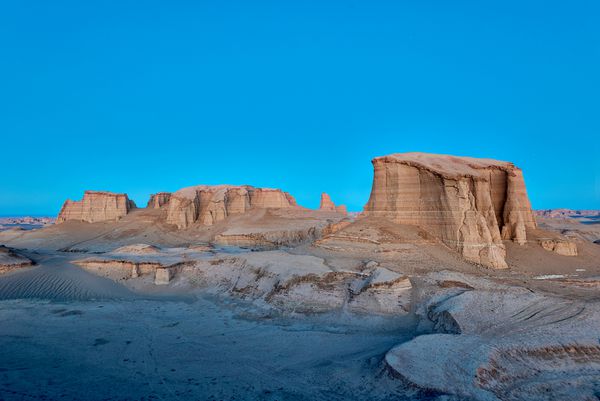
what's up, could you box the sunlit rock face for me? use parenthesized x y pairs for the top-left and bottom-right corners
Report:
(319, 192), (347, 214)
(146, 192), (171, 208)
(364, 152), (536, 268)
(165, 185), (297, 229)
(57, 191), (136, 223)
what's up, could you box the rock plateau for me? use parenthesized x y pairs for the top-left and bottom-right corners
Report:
(57, 191), (136, 223)
(364, 152), (537, 269)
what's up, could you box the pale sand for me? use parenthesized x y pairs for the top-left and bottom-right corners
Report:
(0, 296), (418, 401)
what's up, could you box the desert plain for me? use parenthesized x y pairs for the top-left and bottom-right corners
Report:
(0, 152), (599, 401)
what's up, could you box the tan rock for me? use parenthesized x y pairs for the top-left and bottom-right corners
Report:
(319, 192), (347, 215)
(146, 192), (171, 208)
(165, 185), (297, 229)
(540, 239), (578, 256)
(154, 268), (172, 285)
(319, 193), (336, 211)
(56, 191), (136, 223)
(364, 152), (537, 269)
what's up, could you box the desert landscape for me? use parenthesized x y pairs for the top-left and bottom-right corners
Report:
(1, 152), (598, 401)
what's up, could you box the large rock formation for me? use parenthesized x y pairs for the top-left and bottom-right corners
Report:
(57, 191), (136, 224)
(146, 192), (171, 208)
(165, 185), (297, 229)
(364, 152), (536, 268)
(319, 193), (347, 214)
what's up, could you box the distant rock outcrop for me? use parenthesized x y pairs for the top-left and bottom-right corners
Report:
(165, 185), (297, 229)
(319, 193), (336, 210)
(146, 192), (171, 208)
(56, 191), (136, 224)
(319, 193), (347, 215)
(364, 152), (537, 269)
(535, 209), (600, 219)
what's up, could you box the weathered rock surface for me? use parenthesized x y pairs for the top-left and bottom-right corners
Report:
(319, 193), (336, 210)
(385, 271), (600, 401)
(146, 192), (171, 208)
(0, 246), (33, 274)
(364, 152), (537, 268)
(57, 191), (136, 223)
(177, 250), (412, 315)
(319, 193), (347, 214)
(165, 185), (297, 229)
(540, 239), (578, 256)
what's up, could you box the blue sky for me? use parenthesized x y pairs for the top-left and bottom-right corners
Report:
(1, 0), (599, 215)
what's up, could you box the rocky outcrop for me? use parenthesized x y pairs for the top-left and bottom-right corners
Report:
(364, 153), (537, 269)
(146, 192), (171, 208)
(56, 191), (136, 224)
(0, 246), (34, 274)
(319, 193), (336, 210)
(165, 185), (297, 229)
(319, 193), (347, 214)
(540, 239), (578, 256)
(535, 209), (600, 219)
(385, 271), (600, 401)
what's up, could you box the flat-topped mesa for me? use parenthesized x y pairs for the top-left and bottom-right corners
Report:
(56, 191), (136, 224)
(165, 185), (297, 229)
(319, 193), (348, 215)
(364, 152), (536, 269)
(146, 192), (171, 208)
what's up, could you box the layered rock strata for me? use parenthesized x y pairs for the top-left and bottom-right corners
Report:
(57, 191), (136, 223)
(165, 185), (297, 229)
(146, 192), (171, 208)
(364, 153), (536, 268)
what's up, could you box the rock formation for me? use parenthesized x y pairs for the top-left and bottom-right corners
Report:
(540, 239), (578, 256)
(319, 193), (347, 214)
(57, 191), (136, 224)
(146, 192), (171, 208)
(364, 152), (537, 269)
(319, 193), (336, 210)
(0, 246), (34, 274)
(165, 185), (297, 229)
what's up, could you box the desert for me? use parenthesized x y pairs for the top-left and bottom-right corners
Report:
(1, 152), (598, 400)
(3, 2), (599, 399)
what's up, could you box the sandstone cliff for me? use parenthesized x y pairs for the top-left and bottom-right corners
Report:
(319, 193), (347, 214)
(146, 192), (171, 208)
(165, 185), (297, 229)
(57, 191), (136, 223)
(364, 152), (536, 268)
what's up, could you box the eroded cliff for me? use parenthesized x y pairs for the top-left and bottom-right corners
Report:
(165, 185), (297, 229)
(364, 152), (536, 268)
(56, 191), (136, 224)
(146, 192), (171, 208)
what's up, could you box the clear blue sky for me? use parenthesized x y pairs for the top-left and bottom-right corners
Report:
(1, 0), (599, 215)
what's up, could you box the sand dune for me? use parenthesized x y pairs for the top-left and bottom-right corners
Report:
(0, 261), (136, 301)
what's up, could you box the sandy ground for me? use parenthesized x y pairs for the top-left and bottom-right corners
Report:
(0, 296), (420, 401)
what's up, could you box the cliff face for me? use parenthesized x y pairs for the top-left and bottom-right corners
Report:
(364, 153), (536, 268)
(146, 192), (171, 208)
(165, 185), (297, 229)
(57, 191), (136, 223)
(319, 193), (348, 214)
